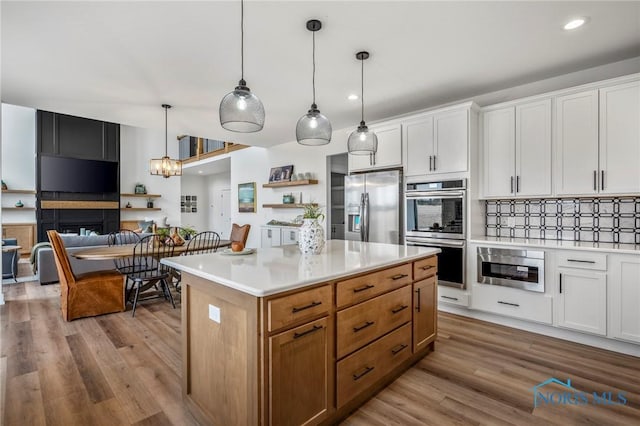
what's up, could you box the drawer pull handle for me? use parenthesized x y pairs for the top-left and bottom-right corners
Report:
(498, 300), (520, 307)
(353, 321), (375, 332)
(441, 295), (459, 301)
(293, 325), (323, 339)
(291, 301), (322, 313)
(391, 274), (408, 281)
(391, 305), (408, 314)
(353, 284), (375, 293)
(420, 265), (435, 271)
(352, 366), (375, 381)
(567, 259), (596, 264)
(391, 344), (408, 355)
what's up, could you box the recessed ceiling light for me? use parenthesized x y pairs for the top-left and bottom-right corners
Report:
(564, 18), (586, 30)
(348, 94), (359, 101)
(198, 170), (203, 174)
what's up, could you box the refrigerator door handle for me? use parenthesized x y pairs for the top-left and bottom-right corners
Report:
(363, 193), (370, 242)
(359, 193), (366, 241)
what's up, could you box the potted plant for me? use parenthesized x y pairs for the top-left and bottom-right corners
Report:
(178, 225), (197, 240)
(299, 203), (325, 254)
(146, 197), (154, 208)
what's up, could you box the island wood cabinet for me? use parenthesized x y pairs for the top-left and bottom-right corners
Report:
(180, 254), (437, 426)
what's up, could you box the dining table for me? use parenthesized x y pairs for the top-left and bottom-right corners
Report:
(71, 239), (232, 260)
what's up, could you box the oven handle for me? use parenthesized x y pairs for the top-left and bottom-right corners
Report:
(405, 191), (465, 199)
(406, 238), (465, 248)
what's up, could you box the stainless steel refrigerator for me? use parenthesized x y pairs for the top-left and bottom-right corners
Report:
(344, 169), (402, 244)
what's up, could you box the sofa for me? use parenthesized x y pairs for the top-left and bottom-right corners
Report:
(2, 238), (19, 280)
(37, 233), (150, 285)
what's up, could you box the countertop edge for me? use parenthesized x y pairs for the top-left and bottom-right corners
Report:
(468, 237), (639, 255)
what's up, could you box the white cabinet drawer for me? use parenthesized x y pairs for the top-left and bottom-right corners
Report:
(281, 228), (299, 246)
(437, 286), (469, 307)
(557, 251), (607, 271)
(471, 284), (552, 324)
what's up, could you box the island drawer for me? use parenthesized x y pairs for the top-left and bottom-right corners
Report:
(336, 263), (412, 308)
(336, 285), (412, 359)
(268, 285), (331, 332)
(336, 323), (412, 408)
(413, 256), (438, 281)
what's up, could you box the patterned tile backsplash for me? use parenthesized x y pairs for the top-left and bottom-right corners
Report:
(485, 197), (640, 244)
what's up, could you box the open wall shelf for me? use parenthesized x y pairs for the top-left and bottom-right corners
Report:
(121, 208), (161, 211)
(262, 203), (318, 209)
(2, 189), (36, 194)
(121, 193), (162, 198)
(262, 180), (318, 188)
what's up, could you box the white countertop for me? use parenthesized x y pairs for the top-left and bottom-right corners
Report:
(469, 236), (639, 255)
(161, 240), (440, 297)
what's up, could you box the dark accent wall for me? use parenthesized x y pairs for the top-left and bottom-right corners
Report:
(36, 111), (120, 242)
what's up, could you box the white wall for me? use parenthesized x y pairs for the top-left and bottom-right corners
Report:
(120, 125), (181, 227)
(1, 103), (36, 224)
(180, 175), (209, 233)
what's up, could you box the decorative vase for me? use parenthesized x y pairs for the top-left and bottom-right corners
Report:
(15, 200), (23, 208)
(298, 218), (325, 255)
(147, 201), (154, 208)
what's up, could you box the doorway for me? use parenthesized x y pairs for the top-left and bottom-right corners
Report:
(326, 153), (347, 240)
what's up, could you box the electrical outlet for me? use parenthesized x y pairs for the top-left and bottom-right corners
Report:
(209, 304), (221, 323)
(507, 217), (516, 228)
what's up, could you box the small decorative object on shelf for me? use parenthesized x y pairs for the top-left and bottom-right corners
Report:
(299, 203), (325, 255)
(125, 202), (132, 208)
(1, 180), (7, 190)
(146, 198), (154, 208)
(135, 183), (147, 194)
(14, 200), (24, 208)
(283, 193), (294, 204)
(268, 165), (294, 183)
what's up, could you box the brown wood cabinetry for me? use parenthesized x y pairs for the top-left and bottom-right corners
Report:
(2, 223), (36, 255)
(180, 254), (437, 426)
(269, 317), (330, 426)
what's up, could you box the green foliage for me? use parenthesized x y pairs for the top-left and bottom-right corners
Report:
(179, 225), (197, 238)
(302, 203), (324, 221)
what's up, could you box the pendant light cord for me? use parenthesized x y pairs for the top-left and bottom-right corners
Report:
(360, 57), (365, 123)
(240, 0), (244, 82)
(312, 30), (316, 105)
(164, 105), (168, 156)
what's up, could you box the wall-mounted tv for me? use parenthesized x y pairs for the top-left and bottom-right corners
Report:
(40, 155), (119, 193)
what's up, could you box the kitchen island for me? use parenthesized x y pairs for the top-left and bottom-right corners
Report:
(162, 240), (440, 425)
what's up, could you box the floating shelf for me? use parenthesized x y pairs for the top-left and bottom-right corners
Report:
(121, 208), (161, 211)
(2, 207), (36, 210)
(262, 179), (318, 188)
(121, 193), (162, 198)
(262, 203), (318, 209)
(2, 189), (36, 194)
(41, 200), (119, 210)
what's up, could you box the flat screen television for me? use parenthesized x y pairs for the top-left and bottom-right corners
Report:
(40, 155), (119, 193)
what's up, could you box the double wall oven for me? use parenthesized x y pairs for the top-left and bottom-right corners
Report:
(405, 179), (466, 289)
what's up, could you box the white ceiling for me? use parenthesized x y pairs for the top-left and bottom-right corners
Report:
(2, 1), (639, 148)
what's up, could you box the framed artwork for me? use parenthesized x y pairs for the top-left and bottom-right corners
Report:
(238, 182), (256, 213)
(268, 164), (294, 182)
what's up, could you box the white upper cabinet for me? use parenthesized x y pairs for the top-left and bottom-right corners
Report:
(555, 90), (600, 196)
(349, 123), (401, 173)
(482, 107), (515, 198)
(404, 116), (434, 176)
(404, 105), (471, 177)
(482, 99), (551, 198)
(599, 81), (640, 195)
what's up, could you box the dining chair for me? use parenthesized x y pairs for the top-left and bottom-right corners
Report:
(230, 223), (251, 246)
(47, 230), (125, 321)
(174, 231), (221, 292)
(127, 235), (176, 317)
(108, 230), (141, 302)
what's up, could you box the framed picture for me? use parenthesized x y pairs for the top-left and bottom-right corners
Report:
(238, 182), (256, 213)
(268, 164), (294, 182)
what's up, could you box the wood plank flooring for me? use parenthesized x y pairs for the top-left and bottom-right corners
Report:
(2, 279), (640, 425)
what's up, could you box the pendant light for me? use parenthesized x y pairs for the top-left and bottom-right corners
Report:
(347, 51), (377, 155)
(296, 19), (332, 146)
(150, 104), (182, 178)
(219, 0), (265, 133)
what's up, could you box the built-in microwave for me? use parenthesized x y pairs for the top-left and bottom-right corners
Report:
(477, 247), (545, 292)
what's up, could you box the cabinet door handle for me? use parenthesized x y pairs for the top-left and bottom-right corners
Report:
(516, 176), (520, 193)
(441, 295), (459, 301)
(601, 170), (605, 191)
(593, 170), (597, 191)
(510, 176), (514, 193)
(429, 156), (432, 171)
(267, 229), (272, 238)
(420, 265), (435, 271)
(291, 300), (322, 313)
(559, 273), (562, 294)
(497, 300), (520, 307)
(293, 324), (323, 339)
(352, 366), (375, 381)
(415, 288), (421, 312)
(567, 259), (595, 264)
(433, 155), (436, 171)
(391, 344), (408, 355)
(353, 284), (374, 293)
(390, 273), (408, 281)
(353, 321), (375, 332)
(391, 305), (408, 314)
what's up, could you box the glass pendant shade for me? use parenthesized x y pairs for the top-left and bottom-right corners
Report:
(220, 81), (265, 132)
(296, 105), (332, 146)
(149, 156), (182, 178)
(348, 121), (378, 155)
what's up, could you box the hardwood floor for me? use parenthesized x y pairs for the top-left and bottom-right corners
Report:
(2, 280), (639, 425)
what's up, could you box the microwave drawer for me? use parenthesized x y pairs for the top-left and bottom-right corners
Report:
(471, 284), (552, 324)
